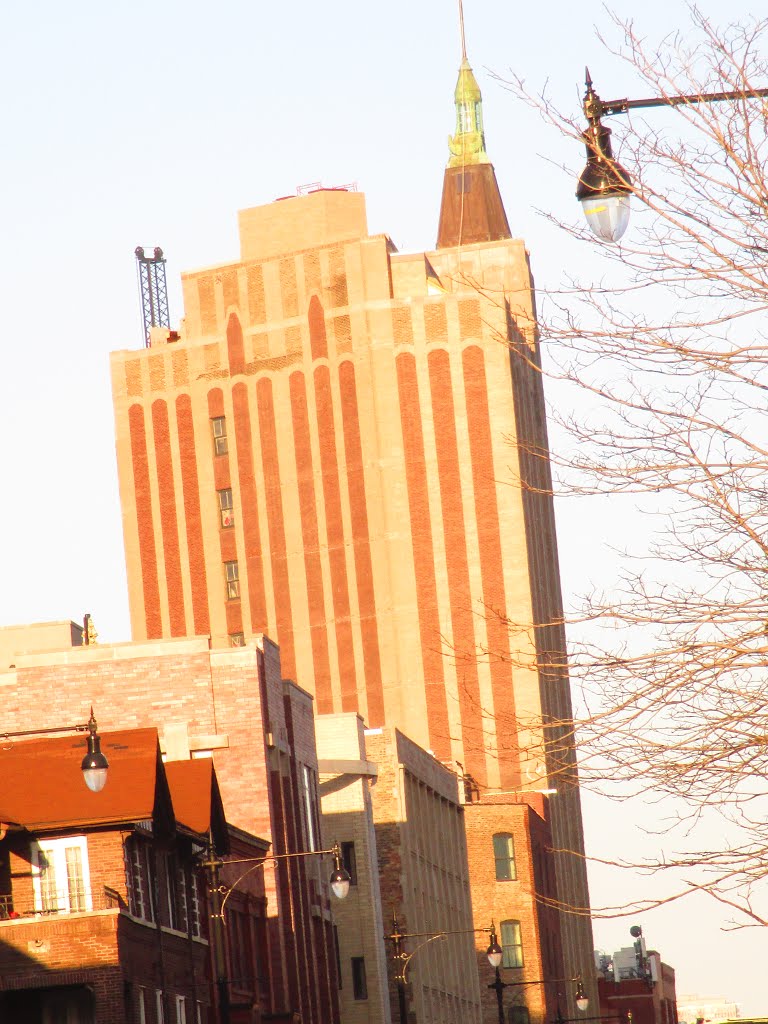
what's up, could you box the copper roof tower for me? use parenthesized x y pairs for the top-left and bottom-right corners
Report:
(436, 3), (512, 247)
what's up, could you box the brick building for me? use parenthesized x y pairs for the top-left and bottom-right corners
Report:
(0, 631), (343, 1024)
(0, 727), (232, 1022)
(463, 795), (567, 1024)
(108, 45), (594, 1014)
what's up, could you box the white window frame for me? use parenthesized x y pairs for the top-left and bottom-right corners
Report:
(31, 836), (92, 914)
(156, 990), (165, 1024)
(176, 995), (187, 1024)
(137, 988), (146, 1024)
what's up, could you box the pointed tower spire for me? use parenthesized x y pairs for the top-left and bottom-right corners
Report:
(436, 4), (511, 248)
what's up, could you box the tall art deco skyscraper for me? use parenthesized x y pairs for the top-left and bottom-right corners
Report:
(111, 43), (594, 995)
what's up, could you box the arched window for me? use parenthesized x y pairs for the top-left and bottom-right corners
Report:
(493, 833), (517, 881)
(501, 919), (524, 969)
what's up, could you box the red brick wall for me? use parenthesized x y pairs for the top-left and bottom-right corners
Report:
(464, 800), (566, 1024)
(0, 637), (340, 1024)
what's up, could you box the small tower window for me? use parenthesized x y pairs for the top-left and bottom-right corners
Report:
(217, 488), (234, 528)
(211, 416), (228, 456)
(493, 833), (517, 881)
(500, 919), (524, 968)
(224, 560), (240, 600)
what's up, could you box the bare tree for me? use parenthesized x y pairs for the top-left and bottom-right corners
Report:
(502, 8), (768, 924)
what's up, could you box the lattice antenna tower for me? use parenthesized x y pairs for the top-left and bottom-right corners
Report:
(135, 246), (170, 347)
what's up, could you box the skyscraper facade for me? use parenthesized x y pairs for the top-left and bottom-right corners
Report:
(110, 53), (595, 1009)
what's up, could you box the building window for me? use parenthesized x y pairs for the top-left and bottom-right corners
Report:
(217, 487), (234, 528)
(125, 836), (155, 922)
(211, 416), (228, 455)
(501, 919), (524, 969)
(137, 989), (146, 1024)
(333, 925), (342, 989)
(302, 764), (320, 851)
(189, 872), (202, 938)
(229, 632), (245, 647)
(31, 837), (91, 914)
(493, 833), (517, 881)
(176, 995), (187, 1024)
(225, 560), (240, 600)
(351, 957), (368, 1000)
(340, 842), (357, 886)
(156, 991), (166, 1024)
(509, 1008), (530, 1024)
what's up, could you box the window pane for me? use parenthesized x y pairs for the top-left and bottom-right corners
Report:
(38, 849), (59, 911)
(493, 833), (516, 881)
(65, 846), (86, 912)
(352, 957), (368, 1000)
(501, 920), (523, 969)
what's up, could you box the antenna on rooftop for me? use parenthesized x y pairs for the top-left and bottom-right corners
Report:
(135, 246), (170, 348)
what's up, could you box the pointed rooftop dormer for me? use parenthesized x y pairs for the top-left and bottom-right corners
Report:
(436, 8), (511, 248)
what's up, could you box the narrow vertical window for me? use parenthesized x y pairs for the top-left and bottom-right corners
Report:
(493, 833), (516, 881)
(211, 416), (228, 455)
(351, 957), (368, 1000)
(176, 995), (187, 1024)
(225, 560), (240, 600)
(217, 487), (234, 528)
(156, 990), (166, 1024)
(500, 919), (523, 968)
(340, 842), (357, 886)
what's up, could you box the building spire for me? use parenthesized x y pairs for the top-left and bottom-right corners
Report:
(435, 4), (511, 248)
(446, 7), (489, 170)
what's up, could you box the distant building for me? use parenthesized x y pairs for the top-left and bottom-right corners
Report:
(596, 934), (678, 1024)
(676, 995), (742, 1024)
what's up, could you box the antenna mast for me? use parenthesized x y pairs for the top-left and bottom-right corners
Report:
(458, 0), (467, 59)
(135, 246), (170, 348)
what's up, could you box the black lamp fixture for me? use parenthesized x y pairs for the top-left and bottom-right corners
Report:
(576, 69), (633, 243)
(1, 709), (109, 793)
(575, 69), (768, 243)
(80, 708), (109, 793)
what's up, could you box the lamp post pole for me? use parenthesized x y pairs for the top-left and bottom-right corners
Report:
(489, 965), (507, 1024)
(386, 909), (501, 1024)
(202, 843), (351, 1024)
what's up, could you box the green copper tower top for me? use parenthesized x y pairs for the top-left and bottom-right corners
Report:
(447, 1), (489, 167)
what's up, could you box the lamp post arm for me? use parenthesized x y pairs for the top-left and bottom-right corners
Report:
(204, 844), (343, 914)
(1, 721), (91, 740)
(399, 933), (447, 984)
(589, 87), (768, 119)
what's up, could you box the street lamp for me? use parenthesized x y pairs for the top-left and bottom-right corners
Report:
(1, 707), (109, 793)
(203, 841), (351, 1024)
(387, 908), (500, 1024)
(486, 924), (589, 1024)
(575, 68), (768, 243)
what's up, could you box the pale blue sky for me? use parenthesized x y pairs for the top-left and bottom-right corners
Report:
(1, 0), (763, 1012)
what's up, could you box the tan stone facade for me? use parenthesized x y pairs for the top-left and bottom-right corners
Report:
(365, 726), (481, 1024)
(316, 713), (391, 1024)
